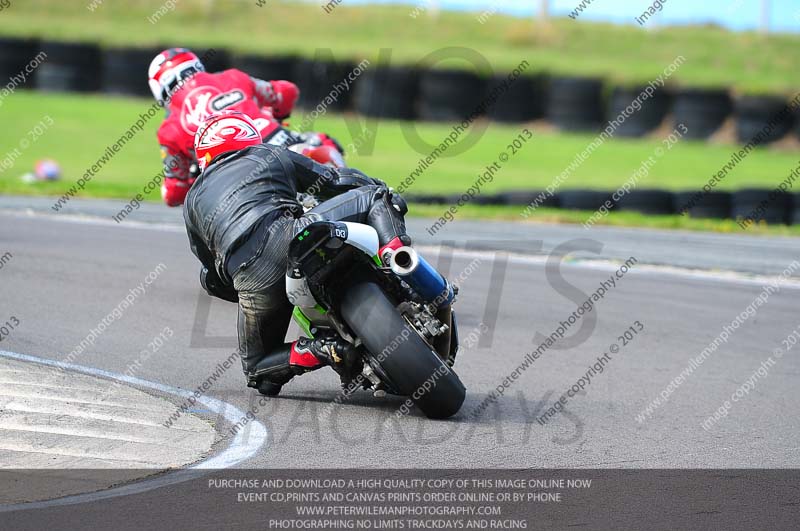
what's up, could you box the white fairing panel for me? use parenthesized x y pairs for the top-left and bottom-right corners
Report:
(285, 275), (317, 308)
(342, 222), (379, 257)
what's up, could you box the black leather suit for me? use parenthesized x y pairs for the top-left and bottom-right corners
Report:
(183, 144), (408, 386)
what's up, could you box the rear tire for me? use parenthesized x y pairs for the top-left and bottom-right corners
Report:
(341, 281), (466, 419)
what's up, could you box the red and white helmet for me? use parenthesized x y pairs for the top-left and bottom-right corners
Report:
(148, 48), (205, 106)
(194, 111), (262, 171)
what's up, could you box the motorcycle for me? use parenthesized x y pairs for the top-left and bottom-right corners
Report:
(285, 221), (466, 419)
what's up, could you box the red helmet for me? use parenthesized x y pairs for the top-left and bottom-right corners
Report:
(194, 111), (262, 171)
(148, 48), (205, 106)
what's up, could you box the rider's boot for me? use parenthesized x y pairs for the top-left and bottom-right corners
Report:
(252, 335), (354, 397)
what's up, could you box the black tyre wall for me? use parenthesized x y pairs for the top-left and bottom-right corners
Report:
(499, 190), (559, 207)
(547, 77), (605, 132)
(792, 194), (800, 225)
(732, 189), (792, 225)
(101, 47), (161, 97)
(734, 95), (794, 145)
(418, 69), (487, 122)
(230, 54), (298, 83)
(0, 37), (41, 89)
(294, 59), (357, 111)
(486, 74), (545, 123)
(557, 190), (615, 211)
(607, 86), (670, 137)
(615, 190), (676, 215)
(674, 191), (732, 219)
(353, 67), (419, 119)
(37, 41), (102, 92)
(201, 48), (231, 73)
(672, 88), (732, 139)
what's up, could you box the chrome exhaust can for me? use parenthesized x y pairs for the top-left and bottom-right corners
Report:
(389, 246), (454, 307)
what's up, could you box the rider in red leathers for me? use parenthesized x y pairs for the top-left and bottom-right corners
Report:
(148, 48), (343, 206)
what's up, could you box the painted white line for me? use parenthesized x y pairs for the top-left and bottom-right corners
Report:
(3, 208), (800, 290)
(0, 350), (267, 513)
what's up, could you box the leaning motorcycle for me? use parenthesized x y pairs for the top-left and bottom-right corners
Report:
(285, 221), (466, 419)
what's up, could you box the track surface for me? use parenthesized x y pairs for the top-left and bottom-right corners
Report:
(1, 199), (799, 470)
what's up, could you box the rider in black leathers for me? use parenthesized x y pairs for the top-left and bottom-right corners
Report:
(184, 142), (410, 396)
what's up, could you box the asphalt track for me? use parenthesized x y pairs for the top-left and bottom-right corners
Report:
(1, 197), (799, 527)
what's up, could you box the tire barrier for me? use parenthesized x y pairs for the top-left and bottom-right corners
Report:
(353, 66), (419, 119)
(37, 41), (102, 92)
(672, 88), (732, 140)
(614, 190), (676, 215)
(486, 74), (546, 123)
(734, 95), (794, 145)
(418, 69), (488, 122)
(732, 188), (792, 225)
(405, 189), (797, 225)
(547, 77), (605, 132)
(201, 48), (231, 74)
(608, 86), (670, 137)
(498, 190), (558, 207)
(5, 37), (800, 149)
(294, 59), (356, 111)
(674, 191), (732, 219)
(557, 190), (616, 211)
(101, 47), (161, 97)
(231, 54), (297, 84)
(0, 37), (40, 89)
(793, 194), (800, 225)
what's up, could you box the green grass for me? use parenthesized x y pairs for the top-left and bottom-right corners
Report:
(1, 91), (797, 202)
(3, 0), (800, 93)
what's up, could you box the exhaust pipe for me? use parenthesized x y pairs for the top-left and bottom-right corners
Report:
(389, 246), (454, 307)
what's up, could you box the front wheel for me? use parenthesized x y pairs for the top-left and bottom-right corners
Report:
(340, 281), (466, 419)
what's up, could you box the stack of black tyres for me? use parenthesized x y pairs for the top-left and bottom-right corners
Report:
(498, 190), (558, 208)
(201, 48), (231, 73)
(731, 189), (792, 225)
(101, 47), (162, 97)
(0, 37), (40, 89)
(294, 59), (356, 111)
(37, 41), (102, 92)
(674, 191), (732, 219)
(231, 54), (297, 83)
(486, 74), (546, 123)
(418, 69), (487, 121)
(734, 95), (794, 145)
(607, 86), (670, 137)
(547, 77), (604, 131)
(353, 66), (419, 119)
(672, 88), (732, 139)
(615, 190), (675, 215)
(793, 194), (800, 225)
(557, 191), (616, 212)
